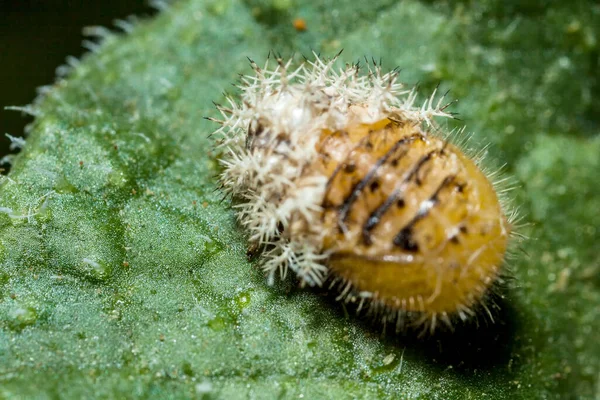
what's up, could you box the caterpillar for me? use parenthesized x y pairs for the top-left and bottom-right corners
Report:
(209, 52), (515, 334)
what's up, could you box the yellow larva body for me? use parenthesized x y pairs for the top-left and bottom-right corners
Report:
(315, 118), (508, 316)
(212, 53), (513, 332)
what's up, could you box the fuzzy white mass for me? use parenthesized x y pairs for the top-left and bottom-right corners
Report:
(210, 52), (453, 286)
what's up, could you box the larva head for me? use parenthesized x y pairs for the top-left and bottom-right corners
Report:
(210, 53), (514, 331)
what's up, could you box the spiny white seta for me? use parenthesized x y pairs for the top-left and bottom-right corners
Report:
(210, 52), (454, 286)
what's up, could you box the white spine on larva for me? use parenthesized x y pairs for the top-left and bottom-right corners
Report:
(212, 53), (453, 286)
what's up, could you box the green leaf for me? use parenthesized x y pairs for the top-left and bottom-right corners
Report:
(1, 0), (599, 398)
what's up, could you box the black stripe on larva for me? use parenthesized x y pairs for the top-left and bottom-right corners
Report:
(362, 149), (440, 244)
(394, 227), (420, 252)
(324, 132), (375, 203)
(343, 162), (357, 173)
(429, 174), (457, 204)
(392, 174), (457, 249)
(336, 134), (423, 229)
(369, 180), (380, 192)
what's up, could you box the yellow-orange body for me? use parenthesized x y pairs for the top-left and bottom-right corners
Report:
(313, 118), (509, 317)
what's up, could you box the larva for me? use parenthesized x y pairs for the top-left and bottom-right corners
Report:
(209, 52), (513, 333)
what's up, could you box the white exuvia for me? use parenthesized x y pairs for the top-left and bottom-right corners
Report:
(210, 52), (454, 286)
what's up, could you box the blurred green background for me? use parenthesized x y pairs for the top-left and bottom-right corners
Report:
(0, 0), (155, 157)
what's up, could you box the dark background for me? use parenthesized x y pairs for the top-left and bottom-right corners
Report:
(0, 0), (156, 159)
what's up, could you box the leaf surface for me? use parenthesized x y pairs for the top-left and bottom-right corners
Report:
(1, 1), (599, 398)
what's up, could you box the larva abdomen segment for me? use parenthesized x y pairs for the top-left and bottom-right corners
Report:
(317, 119), (509, 316)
